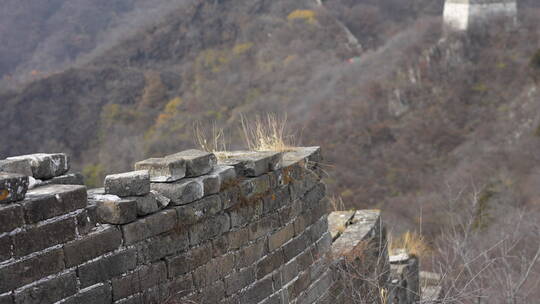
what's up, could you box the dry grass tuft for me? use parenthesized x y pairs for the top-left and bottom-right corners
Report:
(194, 122), (229, 160)
(389, 231), (431, 258)
(241, 114), (293, 152)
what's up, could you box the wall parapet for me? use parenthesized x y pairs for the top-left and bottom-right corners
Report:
(0, 147), (333, 304)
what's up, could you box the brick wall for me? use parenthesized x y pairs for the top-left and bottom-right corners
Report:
(0, 147), (333, 304)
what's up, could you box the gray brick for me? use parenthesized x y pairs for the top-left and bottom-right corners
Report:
(0, 204), (24, 233)
(220, 186), (240, 210)
(240, 275), (274, 303)
(0, 235), (11, 262)
(283, 234), (309, 261)
(167, 242), (213, 278)
(62, 283), (112, 304)
(96, 198), (137, 225)
(168, 273), (194, 299)
(193, 280), (225, 304)
(236, 238), (266, 269)
(175, 195), (222, 225)
(122, 209), (177, 245)
(105, 171), (150, 197)
(78, 248), (137, 288)
(136, 229), (189, 263)
(212, 227), (250, 256)
(112, 262), (167, 301)
(22, 184), (87, 224)
(0, 159), (32, 176)
(248, 213), (280, 241)
(0, 248), (65, 293)
(288, 270), (312, 300)
(282, 259), (299, 285)
(7, 153), (69, 180)
(239, 175), (270, 200)
(151, 178), (203, 206)
(150, 190), (170, 208)
(0, 173), (28, 204)
(125, 192), (160, 216)
(222, 151), (282, 177)
(39, 173), (85, 186)
(64, 226), (122, 267)
(210, 165), (237, 190)
(229, 199), (263, 228)
(135, 157), (186, 182)
(269, 223), (295, 252)
(257, 250), (285, 279)
(199, 174), (220, 195)
(166, 150), (217, 177)
(76, 205), (98, 235)
(14, 271), (77, 304)
(12, 216), (76, 257)
(224, 267), (255, 295)
(189, 214), (230, 246)
(262, 186), (289, 214)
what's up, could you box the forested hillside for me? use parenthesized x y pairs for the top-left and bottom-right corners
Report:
(1, 0), (540, 239)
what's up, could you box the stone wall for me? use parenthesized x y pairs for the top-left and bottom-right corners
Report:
(0, 147), (333, 304)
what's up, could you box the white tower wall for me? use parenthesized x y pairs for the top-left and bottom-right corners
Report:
(444, 0), (517, 31)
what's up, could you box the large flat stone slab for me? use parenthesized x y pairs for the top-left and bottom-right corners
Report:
(0, 158), (33, 176)
(7, 153), (69, 179)
(39, 173), (84, 186)
(104, 171), (150, 197)
(166, 150), (217, 177)
(151, 179), (203, 206)
(327, 211), (356, 240)
(218, 151), (282, 177)
(134, 157), (186, 182)
(0, 173), (29, 204)
(94, 195), (137, 224)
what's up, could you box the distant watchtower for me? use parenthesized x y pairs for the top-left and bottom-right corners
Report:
(443, 0), (517, 31)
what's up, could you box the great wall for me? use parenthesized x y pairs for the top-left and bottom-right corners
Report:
(0, 148), (442, 304)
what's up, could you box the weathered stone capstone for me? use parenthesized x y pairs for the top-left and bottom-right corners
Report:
(0, 173), (29, 204)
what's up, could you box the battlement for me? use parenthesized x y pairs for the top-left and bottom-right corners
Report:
(0, 147), (334, 304)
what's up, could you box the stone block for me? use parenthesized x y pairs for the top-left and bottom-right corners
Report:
(150, 190), (171, 208)
(61, 283), (112, 304)
(236, 238), (266, 269)
(0, 204), (24, 233)
(198, 174), (220, 195)
(112, 262), (167, 300)
(39, 173), (84, 186)
(257, 250), (285, 279)
(189, 214), (230, 246)
(104, 170), (150, 197)
(14, 271), (77, 304)
(282, 259), (299, 285)
(283, 234), (309, 261)
(151, 178), (203, 206)
(64, 226), (122, 267)
(191, 280), (225, 303)
(239, 174), (270, 200)
(212, 228), (250, 255)
(229, 199), (263, 228)
(224, 267), (255, 296)
(282, 146), (322, 167)
(168, 273), (194, 299)
(167, 242), (213, 278)
(135, 157), (186, 182)
(0, 159), (32, 176)
(78, 248), (137, 288)
(12, 216), (76, 257)
(268, 223), (295, 252)
(0, 235), (12, 262)
(166, 149), (217, 177)
(76, 205), (98, 235)
(175, 195), (222, 225)
(96, 197), (137, 225)
(23, 184), (87, 224)
(0, 173), (29, 204)
(327, 211), (355, 240)
(126, 192), (160, 216)
(239, 275), (274, 304)
(220, 151), (282, 177)
(220, 187), (240, 210)
(8, 153), (69, 179)
(0, 248), (65, 293)
(121, 209), (177, 245)
(210, 165), (237, 190)
(136, 229), (189, 264)
(248, 213), (280, 241)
